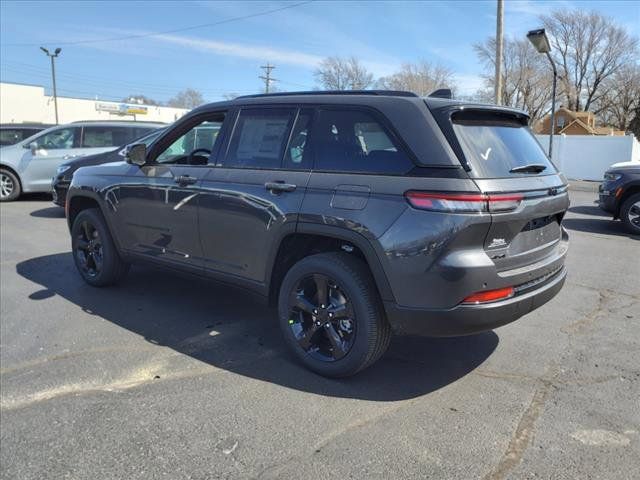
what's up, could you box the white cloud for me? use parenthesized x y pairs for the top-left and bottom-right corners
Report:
(155, 33), (323, 67)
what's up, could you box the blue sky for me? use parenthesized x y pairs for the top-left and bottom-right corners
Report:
(1, 0), (638, 103)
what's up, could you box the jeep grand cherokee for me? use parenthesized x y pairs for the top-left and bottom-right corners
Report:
(66, 91), (569, 377)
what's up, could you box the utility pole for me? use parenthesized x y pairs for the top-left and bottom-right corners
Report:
(40, 47), (62, 124)
(259, 63), (277, 93)
(494, 0), (504, 105)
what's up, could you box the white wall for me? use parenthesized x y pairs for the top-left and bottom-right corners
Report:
(0, 82), (188, 125)
(536, 134), (640, 181)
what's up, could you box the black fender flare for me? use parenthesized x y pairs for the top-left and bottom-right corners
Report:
(290, 222), (395, 302)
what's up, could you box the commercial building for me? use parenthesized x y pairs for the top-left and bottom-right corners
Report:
(0, 82), (188, 125)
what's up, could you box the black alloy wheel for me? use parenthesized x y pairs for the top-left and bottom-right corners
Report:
(278, 252), (391, 377)
(71, 208), (129, 286)
(75, 219), (104, 278)
(287, 273), (357, 362)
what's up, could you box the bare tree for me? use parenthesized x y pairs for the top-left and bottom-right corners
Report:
(377, 61), (456, 96)
(167, 88), (205, 109)
(628, 106), (640, 140)
(474, 37), (553, 123)
(594, 64), (640, 131)
(122, 95), (159, 106)
(541, 9), (639, 111)
(314, 56), (374, 90)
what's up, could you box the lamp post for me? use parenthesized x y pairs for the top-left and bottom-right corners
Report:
(40, 47), (62, 125)
(526, 28), (557, 160)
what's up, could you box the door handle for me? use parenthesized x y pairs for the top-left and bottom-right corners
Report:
(175, 175), (198, 186)
(265, 181), (296, 193)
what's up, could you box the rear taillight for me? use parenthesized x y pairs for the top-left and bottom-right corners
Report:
(405, 191), (523, 213)
(462, 286), (514, 304)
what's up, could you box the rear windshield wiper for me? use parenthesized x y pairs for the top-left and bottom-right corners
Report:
(509, 164), (547, 174)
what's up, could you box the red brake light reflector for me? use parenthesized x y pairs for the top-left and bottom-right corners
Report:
(405, 191), (523, 213)
(462, 286), (514, 304)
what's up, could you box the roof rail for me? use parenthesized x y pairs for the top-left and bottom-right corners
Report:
(236, 90), (419, 99)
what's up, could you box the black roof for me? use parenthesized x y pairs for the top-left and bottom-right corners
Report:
(237, 90), (419, 99)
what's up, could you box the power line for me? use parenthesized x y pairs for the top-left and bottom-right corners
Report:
(259, 63), (277, 93)
(2, 1), (314, 47)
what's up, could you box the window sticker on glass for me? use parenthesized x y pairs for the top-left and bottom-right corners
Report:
(480, 147), (492, 161)
(236, 118), (289, 160)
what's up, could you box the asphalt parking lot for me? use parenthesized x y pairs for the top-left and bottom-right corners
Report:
(1, 187), (638, 480)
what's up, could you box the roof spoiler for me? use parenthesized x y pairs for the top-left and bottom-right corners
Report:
(428, 88), (453, 99)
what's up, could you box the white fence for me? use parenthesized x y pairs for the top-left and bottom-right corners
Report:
(535, 134), (640, 181)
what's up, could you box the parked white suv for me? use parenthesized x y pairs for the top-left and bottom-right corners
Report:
(0, 121), (164, 201)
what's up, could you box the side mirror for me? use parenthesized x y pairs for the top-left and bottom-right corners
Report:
(125, 143), (147, 166)
(29, 142), (38, 154)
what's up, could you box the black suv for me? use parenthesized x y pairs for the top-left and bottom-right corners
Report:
(598, 162), (640, 234)
(66, 91), (569, 377)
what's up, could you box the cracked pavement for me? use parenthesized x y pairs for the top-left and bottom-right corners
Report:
(1, 189), (639, 479)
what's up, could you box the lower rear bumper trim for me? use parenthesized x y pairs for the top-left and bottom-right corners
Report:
(384, 266), (567, 337)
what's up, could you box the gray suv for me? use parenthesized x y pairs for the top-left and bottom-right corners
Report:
(0, 120), (163, 201)
(65, 91), (569, 377)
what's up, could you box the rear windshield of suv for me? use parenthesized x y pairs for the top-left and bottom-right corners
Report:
(452, 112), (556, 178)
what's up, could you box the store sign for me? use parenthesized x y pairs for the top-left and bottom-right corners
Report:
(95, 102), (148, 115)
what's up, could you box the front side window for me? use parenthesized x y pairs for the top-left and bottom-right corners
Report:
(82, 126), (141, 148)
(313, 109), (413, 174)
(156, 116), (225, 165)
(225, 108), (296, 169)
(31, 127), (79, 150)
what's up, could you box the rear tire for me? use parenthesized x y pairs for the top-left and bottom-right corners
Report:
(71, 208), (129, 286)
(278, 252), (391, 377)
(620, 193), (640, 235)
(0, 168), (21, 202)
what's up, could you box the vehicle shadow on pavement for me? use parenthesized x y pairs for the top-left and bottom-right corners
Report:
(563, 218), (639, 239)
(30, 207), (65, 218)
(567, 205), (607, 216)
(16, 253), (499, 401)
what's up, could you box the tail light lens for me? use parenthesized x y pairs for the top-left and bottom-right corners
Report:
(405, 191), (523, 213)
(462, 286), (514, 304)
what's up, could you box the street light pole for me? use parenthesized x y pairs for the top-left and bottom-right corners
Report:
(526, 29), (557, 160)
(494, 0), (504, 105)
(545, 51), (557, 160)
(40, 47), (62, 124)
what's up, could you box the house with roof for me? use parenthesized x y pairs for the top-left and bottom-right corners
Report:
(536, 107), (625, 136)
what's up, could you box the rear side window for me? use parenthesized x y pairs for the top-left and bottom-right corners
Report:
(32, 127), (80, 150)
(225, 108), (295, 169)
(452, 112), (557, 178)
(312, 108), (413, 174)
(81, 126), (139, 148)
(284, 109), (313, 170)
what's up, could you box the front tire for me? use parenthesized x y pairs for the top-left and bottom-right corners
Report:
(278, 252), (391, 377)
(0, 168), (21, 202)
(620, 193), (640, 235)
(71, 208), (129, 286)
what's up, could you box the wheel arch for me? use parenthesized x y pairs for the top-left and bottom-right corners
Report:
(616, 183), (640, 217)
(66, 192), (125, 255)
(267, 223), (394, 307)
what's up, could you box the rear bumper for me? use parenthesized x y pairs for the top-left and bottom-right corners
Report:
(385, 266), (566, 337)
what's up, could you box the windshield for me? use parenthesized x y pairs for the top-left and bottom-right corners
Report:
(452, 115), (556, 178)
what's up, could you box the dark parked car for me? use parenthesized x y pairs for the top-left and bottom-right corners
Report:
(598, 161), (640, 234)
(0, 123), (52, 146)
(66, 91), (569, 377)
(52, 128), (166, 207)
